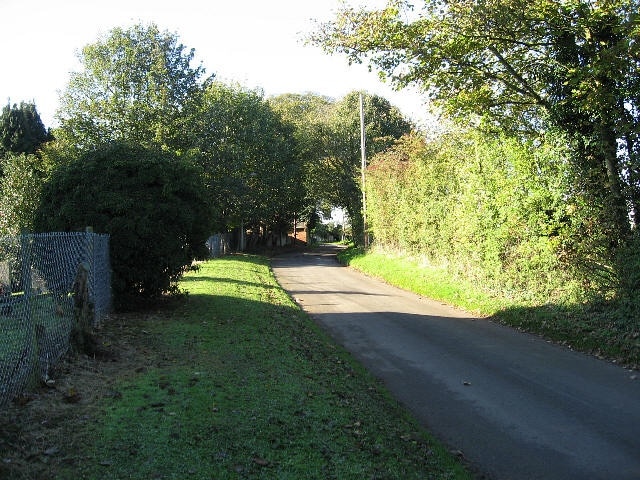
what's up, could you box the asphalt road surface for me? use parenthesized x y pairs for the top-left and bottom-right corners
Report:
(271, 245), (640, 480)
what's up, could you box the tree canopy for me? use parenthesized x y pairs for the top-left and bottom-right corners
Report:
(269, 93), (336, 229)
(0, 102), (51, 235)
(271, 91), (412, 244)
(189, 82), (304, 239)
(311, 0), (640, 242)
(0, 102), (50, 160)
(0, 153), (48, 236)
(57, 23), (209, 151)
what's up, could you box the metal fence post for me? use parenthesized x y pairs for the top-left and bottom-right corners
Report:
(19, 234), (38, 388)
(84, 227), (95, 325)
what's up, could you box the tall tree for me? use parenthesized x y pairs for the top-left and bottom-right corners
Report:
(0, 102), (50, 159)
(326, 91), (413, 245)
(0, 102), (51, 232)
(269, 93), (335, 230)
(190, 82), (304, 242)
(57, 23), (209, 151)
(271, 91), (412, 245)
(311, 0), (640, 243)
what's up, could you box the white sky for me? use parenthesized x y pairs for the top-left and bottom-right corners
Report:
(0, 0), (430, 129)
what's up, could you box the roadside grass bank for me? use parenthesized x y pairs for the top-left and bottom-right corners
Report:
(47, 254), (470, 479)
(338, 247), (639, 369)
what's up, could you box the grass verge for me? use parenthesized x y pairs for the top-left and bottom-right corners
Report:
(337, 247), (507, 316)
(18, 254), (470, 480)
(338, 246), (639, 369)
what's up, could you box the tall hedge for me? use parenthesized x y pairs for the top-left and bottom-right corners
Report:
(366, 130), (590, 304)
(34, 143), (212, 309)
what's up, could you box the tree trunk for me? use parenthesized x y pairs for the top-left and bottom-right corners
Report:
(624, 132), (640, 228)
(600, 123), (631, 241)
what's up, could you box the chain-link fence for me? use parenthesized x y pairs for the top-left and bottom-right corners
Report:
(0, 232), (111, 406)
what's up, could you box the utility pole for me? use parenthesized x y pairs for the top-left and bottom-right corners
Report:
(359, 92), (368, 248)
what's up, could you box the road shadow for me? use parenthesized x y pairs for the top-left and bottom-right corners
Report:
(272, 243), (348, 257)
(492, 301), (640, 369)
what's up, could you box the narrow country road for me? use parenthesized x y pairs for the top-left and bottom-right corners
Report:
(271, 245), (640, 480)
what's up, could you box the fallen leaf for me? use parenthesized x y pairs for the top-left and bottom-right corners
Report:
(104, 390), (122, 399)
(43, 447), (59, 456)
(252, 456), (269, 466)
(12, 394), (33, 406)
(64, 389), (82, 404)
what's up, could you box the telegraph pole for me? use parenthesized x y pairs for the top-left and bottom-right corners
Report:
(359, 92), (368, 248)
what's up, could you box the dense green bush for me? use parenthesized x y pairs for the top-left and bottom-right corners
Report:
(34, 143), (212, 309)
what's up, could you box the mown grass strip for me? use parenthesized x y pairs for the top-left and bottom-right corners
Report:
(338, 246), (640, 368)
(58, 255), (471, 480)
(338, 247), (507, 316)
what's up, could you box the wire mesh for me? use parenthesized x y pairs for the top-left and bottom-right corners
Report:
(0, 232), (111, 406)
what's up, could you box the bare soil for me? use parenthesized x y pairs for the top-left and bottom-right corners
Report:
(0, 311), (165, 480)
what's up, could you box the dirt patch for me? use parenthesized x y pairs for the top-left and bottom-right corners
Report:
(0, 311), (165, 480)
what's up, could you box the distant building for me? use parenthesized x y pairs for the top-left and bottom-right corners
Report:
(290, 221), (308, 245)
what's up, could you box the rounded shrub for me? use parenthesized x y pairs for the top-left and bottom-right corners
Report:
(34, 142), (213, 309)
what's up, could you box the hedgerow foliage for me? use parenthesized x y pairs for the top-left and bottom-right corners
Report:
(366, 128), (604, 305)
(34, 143), (212, 309)
(0, 153), (48, 236)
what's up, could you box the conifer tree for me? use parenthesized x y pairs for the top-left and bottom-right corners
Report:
(0, 101), (50, 159)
